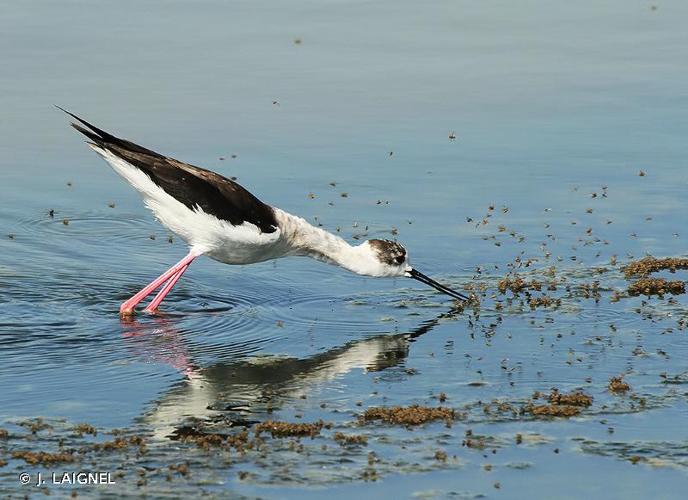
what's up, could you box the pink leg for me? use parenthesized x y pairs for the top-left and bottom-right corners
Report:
(120, 251), (198, 316)
(144, 263), (190, 313)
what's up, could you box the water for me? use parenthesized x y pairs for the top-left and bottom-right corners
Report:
(1, 0), (688, 498)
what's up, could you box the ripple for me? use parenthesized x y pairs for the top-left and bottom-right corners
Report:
(114, 279), (388, 365)
(574, 303), (638, 326)
(15, 211), (155, 244)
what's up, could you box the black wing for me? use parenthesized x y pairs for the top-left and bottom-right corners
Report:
(59, 107), (278, 234)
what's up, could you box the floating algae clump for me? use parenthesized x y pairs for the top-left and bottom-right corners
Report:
(547, 389), (593, 407)
(170, 426), (251, 450)
(73, 423), (97, 436)
(12, 450), (75, 465)
(498, 276), (542, 294)
(608, 376), (631, 394)
(624, 257), (688, 277)
(627, 278), (685, 297)
(96, 435), (147, 451)
(333, 432), (368, 446)
(528, 405), (581, 417)
(361, 405), (455, 426)
(527, 388), (592, 418)
(528, 295), (562, 309)
(255, 420), (325, 438)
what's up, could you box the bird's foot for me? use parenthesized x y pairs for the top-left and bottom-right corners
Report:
(119, 305), (136, 318)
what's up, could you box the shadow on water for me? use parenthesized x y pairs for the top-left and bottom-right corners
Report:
(121, 306), (464, 440)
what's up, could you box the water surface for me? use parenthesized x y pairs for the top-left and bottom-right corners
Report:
(1, 1), (687, 498)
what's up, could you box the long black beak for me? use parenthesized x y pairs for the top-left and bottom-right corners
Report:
(407, 269), (469, 301)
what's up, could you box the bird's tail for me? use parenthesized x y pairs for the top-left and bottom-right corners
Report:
(56, 106), (163, 158)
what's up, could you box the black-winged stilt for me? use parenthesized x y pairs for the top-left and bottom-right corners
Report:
(59, 108), (468, 316)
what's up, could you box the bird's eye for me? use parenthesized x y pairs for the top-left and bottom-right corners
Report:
(394, 256), (405, 265)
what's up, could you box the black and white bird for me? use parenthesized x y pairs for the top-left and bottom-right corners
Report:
(59, 108), (467, 316)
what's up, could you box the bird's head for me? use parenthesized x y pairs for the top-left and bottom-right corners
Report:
(352, 239), (468, 301)
(354, 239), (409, 277)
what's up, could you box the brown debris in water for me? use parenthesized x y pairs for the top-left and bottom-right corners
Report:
(225, 433), (252, 450)
(623, 256), (688, 277)
(528, 405), (581, 417)
(527, 388), (592, 418)
(96, 435), (147, 452)
(361, 468), (378, 481)
(12, 450), (75, 465)
(0, 428), (8, 439)
(609, 376), (631, 394)
(462, 430), (497, 450)
(580, 281), (602, 302)
(171, 426), (251, 450)
(498, 276), (542, 294)
(528, 295), (561, 309)
(333, 432), (368, 446)
(547, 389), (593, 407)
(73, 423), (97, 436)
(107, 437), (131, 450)
(192, 434), (227, 449)
(255, 420), (325, 438)
(19, 418), (52, 434)
(361, 405), (455, 426)
(168, 463), (189, 476)
(627, 278), (685, 297)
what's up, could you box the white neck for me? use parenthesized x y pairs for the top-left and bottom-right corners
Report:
(273, 209), (370, 274)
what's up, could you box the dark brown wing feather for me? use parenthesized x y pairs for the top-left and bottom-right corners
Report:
(60, 108), (278, 233)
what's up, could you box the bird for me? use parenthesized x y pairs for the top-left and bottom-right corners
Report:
(59, 107), (468, 316)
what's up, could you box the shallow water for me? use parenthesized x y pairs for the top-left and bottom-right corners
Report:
(1, 0), (688, 498)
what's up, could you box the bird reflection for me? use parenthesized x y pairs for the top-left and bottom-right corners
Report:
(121, 306), (463, 439)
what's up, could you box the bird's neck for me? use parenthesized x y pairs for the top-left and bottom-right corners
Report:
(274, 209), (364, 272)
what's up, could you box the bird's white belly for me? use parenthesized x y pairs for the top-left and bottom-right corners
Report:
(204, 232), (291, 265)
(156, 207), (289, 265)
